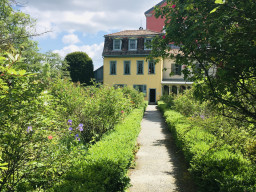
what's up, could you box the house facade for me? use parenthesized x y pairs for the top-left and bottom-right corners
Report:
(102, 29), (163, 103)
(102, 1), (193, 103)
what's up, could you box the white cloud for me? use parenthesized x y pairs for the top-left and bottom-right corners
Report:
(62, 33), (80, 44)
(53, 42), (104, 69)
(20, 0), (160, 71)
(21, 0), (157, 37)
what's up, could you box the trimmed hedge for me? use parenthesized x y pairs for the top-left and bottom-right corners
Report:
(53, 103), (147, 192)
(158, 101), (256, 192)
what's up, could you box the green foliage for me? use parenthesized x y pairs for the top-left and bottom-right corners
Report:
(49, 79), (144, 142)
(172, 89), (212, 118)
(0, 49), (145, 191)
(159, 101), (256, 191)
(160, 94), (174, 108)
(64, 51), (94, 85)
(151, 0), (256, 125)
(0, 0), (35, 50)
(121, 86), (145, 108)
(53, 107), (146, 192)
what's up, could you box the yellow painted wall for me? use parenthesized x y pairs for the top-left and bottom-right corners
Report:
(103, 57), (163, 101)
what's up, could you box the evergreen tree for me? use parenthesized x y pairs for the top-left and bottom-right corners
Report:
(64, 51), (94, 85)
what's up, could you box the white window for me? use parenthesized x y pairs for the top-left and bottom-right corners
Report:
(113, 39), (121, 50)
(133, 85), (147, 97)
(144, 38), (152, 50)
(129, 39), (137, 50)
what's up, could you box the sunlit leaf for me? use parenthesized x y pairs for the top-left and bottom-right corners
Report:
(215, 0), (224, 4)
(210, 7), (219, 13)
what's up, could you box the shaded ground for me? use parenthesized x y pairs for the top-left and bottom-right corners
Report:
(129, 105), (197, 192)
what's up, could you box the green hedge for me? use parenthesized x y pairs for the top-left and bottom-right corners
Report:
(53, 104), (147, 192)
(158, 101), (256, 192)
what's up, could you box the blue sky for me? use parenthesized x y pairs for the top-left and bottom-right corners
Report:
(19, 0), (161, 69)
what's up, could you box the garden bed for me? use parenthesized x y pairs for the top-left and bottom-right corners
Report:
(158, 101), (256, 192)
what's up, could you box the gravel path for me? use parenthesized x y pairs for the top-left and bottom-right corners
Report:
(129, 105), (197, 192)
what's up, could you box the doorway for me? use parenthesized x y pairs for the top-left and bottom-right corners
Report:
(149, 89), (156, 104)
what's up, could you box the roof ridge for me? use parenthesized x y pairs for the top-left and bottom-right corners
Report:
(105, 29), (162, 37)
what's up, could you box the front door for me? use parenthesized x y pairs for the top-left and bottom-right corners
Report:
(149, 89), (156, 104)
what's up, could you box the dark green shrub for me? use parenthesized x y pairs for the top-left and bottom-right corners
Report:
(64, 51), (94, 85)
(159, 102), (256, 191)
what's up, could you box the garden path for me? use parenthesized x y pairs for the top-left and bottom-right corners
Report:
(129, 105), (196, 192)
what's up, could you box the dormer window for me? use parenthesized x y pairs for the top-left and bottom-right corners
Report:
(129, 39), (137, 50)
(144, 38), (152, 50)
(113, 39), (121, 50)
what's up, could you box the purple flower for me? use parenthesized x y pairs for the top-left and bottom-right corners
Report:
(26, 126), (32, 133)
(77, 123), (84, 131)
(200, 115), (205, 120)
(69, 127), (73, 131)
(75, 134), (80, 141)
(67, 119), (72, 125)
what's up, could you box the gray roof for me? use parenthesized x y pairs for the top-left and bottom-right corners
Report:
(105, 29), (162, 37)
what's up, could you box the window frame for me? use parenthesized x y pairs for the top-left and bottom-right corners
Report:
(148, 60), (155, 74)
(137, 60), (144, 75)
(128, 39), (137, 50)
(110, 61), (117, 75)
(144, 38), (152, 50)
(133, 84), (147, 97)
(123, 60), (131, 75)
(171, 64), (182, 75)
(113, 39), (122, 50)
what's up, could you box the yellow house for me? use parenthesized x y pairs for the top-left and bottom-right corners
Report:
(102, 29), (193, 104)
(103, 29), (164, 104)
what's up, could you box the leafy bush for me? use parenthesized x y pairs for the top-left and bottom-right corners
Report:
(159, 102), (256, 191)
(53, 106), (146, 192)
(49, 79), (143, 142)
(171, 89), (211, 118)
(0, 52), (145, 191)
(160, 94), (174, 107)
(0, 53), (88, 191)
(121, 86), (145, 108)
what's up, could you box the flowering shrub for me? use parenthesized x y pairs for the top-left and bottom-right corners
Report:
(0, 52), (145, 191)
(49, 79), (143, 143)
(53, 106), (146, 192)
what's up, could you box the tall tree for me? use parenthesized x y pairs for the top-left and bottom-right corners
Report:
(64, 52), (94, 85)
(150, 0), (256, 125)
(0, 0), (34, 50)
